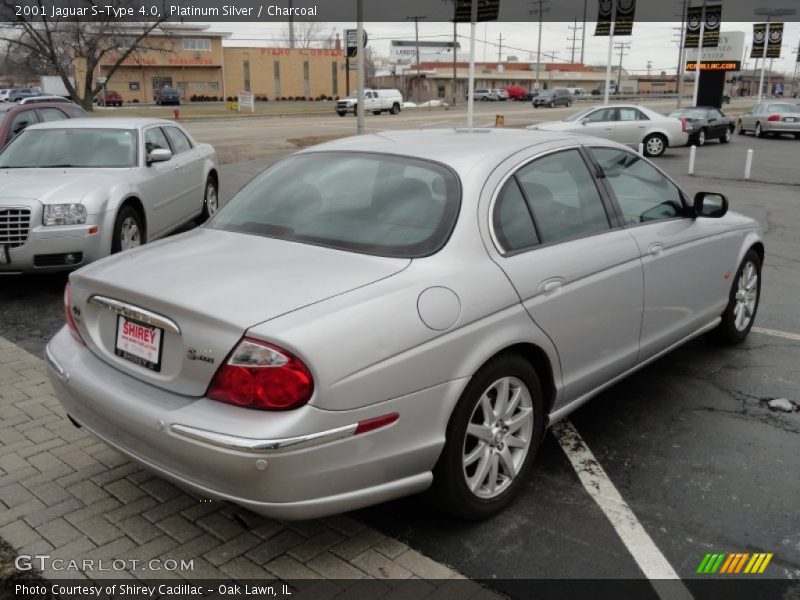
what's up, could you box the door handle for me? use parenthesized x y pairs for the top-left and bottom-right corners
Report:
(648, 243), (664, 257)
(538, 279), (563, 296)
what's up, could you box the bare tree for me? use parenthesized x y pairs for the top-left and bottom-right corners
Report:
(0, 0), (169, 110)
(273, 21), (328, 49)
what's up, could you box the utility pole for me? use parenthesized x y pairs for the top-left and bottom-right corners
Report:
(614, 42), (630, 94)
(646, 60), (652, 76)
(530, 0), (551, 93)
(407, 15), (427, 106)
(568, 19), (582, 63)
(288, 0), (295, 49)
(452, 7), (457, 107)
(676, 0), (688, 107)
(580, 0), (587, 65)
(497, 33), (504, 62)
(356, 0), (365, 135)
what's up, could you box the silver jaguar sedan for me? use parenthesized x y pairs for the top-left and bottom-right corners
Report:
(46, 130), (764, 521)
(0, 118), (218, 273)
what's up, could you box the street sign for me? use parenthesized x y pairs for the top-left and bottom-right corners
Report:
(98, 76), (107, 84)
(345, 29), (368, 58)
(238, 91), (254, 113)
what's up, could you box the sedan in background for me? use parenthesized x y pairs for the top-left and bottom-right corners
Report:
(154, 86), (181, 105)
(45, 129), (763, 522)
(529, 104), (688, 157)
(736, 102), (800, 139)
(532, 88), (572, 108)
(0, 118), (218, 273)
(95, 90), (124, 107)
(7, 88), (41, 102)
(0, 101), (88, 149)
(668, 106), (735, 146)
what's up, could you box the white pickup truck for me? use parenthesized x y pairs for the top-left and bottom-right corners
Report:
(336, 89), (403, 116)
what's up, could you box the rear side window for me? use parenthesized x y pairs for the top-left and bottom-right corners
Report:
(9, 110), (38, 137)
(493, 178), (539, 252)
(515, 150), (610, 244)
(37, 108), (68, 122)
(209, 152), (460, 258)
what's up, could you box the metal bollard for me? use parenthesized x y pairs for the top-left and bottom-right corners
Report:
(638, 142), (644, 156)
(688, 145), (696, 175)
(495, 114), (505, 128)
(744, 149), (753, 180)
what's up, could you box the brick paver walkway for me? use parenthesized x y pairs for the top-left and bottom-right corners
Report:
(0, 336), (491, 592)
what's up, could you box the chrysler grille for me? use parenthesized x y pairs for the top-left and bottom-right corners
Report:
(0, 208), (31, 248)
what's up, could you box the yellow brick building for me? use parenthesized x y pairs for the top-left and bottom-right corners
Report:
(74, 24), (355, 103)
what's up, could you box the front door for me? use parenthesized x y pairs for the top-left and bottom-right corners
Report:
(579, 107), (617, 142)
(490, 147), (643, 403)
(139, 126), (187, 238)
(589, 146), (740, 360)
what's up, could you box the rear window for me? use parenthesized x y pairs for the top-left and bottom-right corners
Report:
(209, 152), (461, 258)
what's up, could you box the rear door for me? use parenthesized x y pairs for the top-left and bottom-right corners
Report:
(489, 147), (643, 403)
(589, 146), (740, 360)
(615, 107), (649, 146)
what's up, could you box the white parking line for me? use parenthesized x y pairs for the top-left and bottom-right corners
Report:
(751, 326), (800, 342)
(553, 420), (693, 599)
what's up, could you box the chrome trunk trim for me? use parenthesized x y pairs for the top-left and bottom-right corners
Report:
(88, 295), (181, 334)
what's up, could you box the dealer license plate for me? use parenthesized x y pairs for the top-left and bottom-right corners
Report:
(115, 315), (164, 372)
(785, 117), (796, 122)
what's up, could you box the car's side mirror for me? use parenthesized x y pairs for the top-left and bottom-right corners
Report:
(708, 117), (717, 123)
(694, 192), (728, 218)
(147, 148), (172, 164)
(580, 118), (588, 125)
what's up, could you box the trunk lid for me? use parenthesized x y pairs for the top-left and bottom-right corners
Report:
(71, 228), (409, 396)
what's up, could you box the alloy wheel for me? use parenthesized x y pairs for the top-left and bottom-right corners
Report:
(119, 216), (141, 250)
(733, 261), (758, 332)
(462, 376), (534, 499)
(646, 136), (664, 156)
(724, 128), (732, 142)
(205, 182), (219, 216)
(697, 129), (705, 146)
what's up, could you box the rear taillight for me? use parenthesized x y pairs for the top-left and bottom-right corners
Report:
(207, 338), (314, 411)
(680, 117), (687, 132)
(767, 114), (781, 122)
(64, 281), (85, 345)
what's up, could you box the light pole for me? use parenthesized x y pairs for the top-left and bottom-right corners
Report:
(530, 0), (550, 93)
(754, 8), (797, 102)
(691, 0), (707, 108)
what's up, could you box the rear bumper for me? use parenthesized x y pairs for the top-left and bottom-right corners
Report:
(762, 121), (800, 134)
(45, 327), (464, 519)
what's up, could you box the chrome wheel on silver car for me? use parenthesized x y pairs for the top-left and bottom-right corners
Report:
(197, 177), (218, 223)
(733, 261), (758, 332)
(432, 354), (544, 520)
(462, 376), (534, 499)
(111, 206), (144, 254)
(716, 249), (761, 344)
(643, 134), (667, 157)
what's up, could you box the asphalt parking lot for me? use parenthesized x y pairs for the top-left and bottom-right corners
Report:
(1, 107), (798, 593)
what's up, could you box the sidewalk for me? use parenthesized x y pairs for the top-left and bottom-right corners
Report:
(0, 336), (484, 590)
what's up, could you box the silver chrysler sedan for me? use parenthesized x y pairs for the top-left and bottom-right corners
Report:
(46, 130), (764, 520)
(0, 118), (218, 273)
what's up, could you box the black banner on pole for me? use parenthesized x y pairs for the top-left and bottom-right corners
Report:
(613, 0), (635, 35)
(594, 0), (613, 36)
(453, 0), (500, 23)
(684, 5), (722, 48)
(751, 23), (784, 58)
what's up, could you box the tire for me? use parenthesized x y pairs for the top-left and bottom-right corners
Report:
(715, 249), (762, 344)
(111, 206), (144, 254)
(372, 110), (381, 115)
(643, 134), (667, 157)
(336, 111), (346, 117)
(390, 103), (400, 115)
(720, 127), (732, 143)
(754, 122), (763, 138)
(696, 128), (706, 147)
(196, 177), (218, 224)
(431, 354), (545, 520)
(794, 133), (800, 140)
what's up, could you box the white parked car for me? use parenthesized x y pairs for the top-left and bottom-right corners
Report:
(0, 118), (218, 273)
(528, 105), (688, 157)
(336, 89), (403, 116)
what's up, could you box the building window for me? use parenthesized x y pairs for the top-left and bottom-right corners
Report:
(193, 82), (204, 91)
(274, 61), (281, 97)
(152, 77), (172, 91)
(209, 82), (220, 90)
(303, 61), (310, 97)
(182, 38), (212, 51)
(243, 59), (251, 92)
(331, 61), (338, 95)
(129, 82), (140, 91)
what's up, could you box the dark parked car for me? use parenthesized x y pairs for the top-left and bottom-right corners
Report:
(153, 86), (181, 105)
(533, 88), (572, 108)
(668, 106), (735, 146)
(0, 101), (88, 148)
(7, 88), (41, 103)
(95, 90), (123, 107)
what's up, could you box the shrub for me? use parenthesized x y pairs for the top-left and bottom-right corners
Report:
(132, 98), (139, 103)
(226, 96), (233, 102)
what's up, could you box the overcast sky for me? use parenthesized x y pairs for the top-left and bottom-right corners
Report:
(218, 21), (800, 75)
